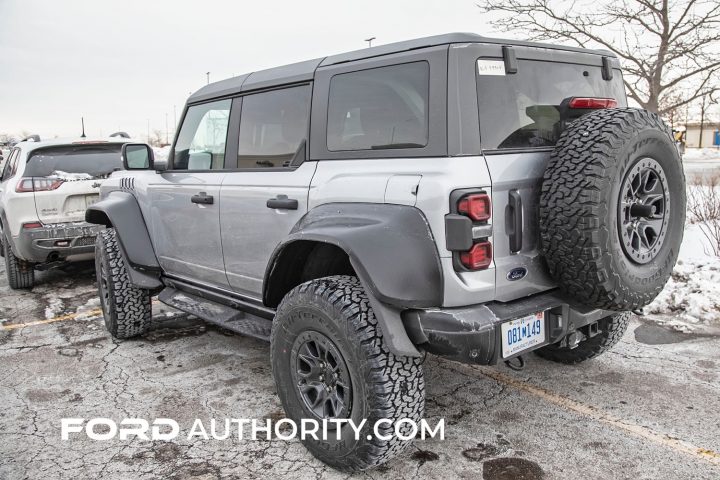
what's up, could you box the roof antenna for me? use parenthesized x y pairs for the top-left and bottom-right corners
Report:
(364, 37), (376, 48)
(80, 117), (86, 138)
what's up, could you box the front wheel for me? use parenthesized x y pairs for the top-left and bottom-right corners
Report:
(95, 228), (152, 339)
(534, 312), (631, 364)
(270, 275), (425, 472)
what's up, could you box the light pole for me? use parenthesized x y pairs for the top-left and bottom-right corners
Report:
(364, 37), (376, 48)
(165, 113), (169, 145)
(146, 119), (150, 144)
(206, 72), (210, 84)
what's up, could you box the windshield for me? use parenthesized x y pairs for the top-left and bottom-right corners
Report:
(25, 144), (123, 179)
(476, 59), (627, 150)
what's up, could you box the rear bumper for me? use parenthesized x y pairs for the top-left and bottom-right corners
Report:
(402, 291), (615, 365)
(14, 222), (103, 263)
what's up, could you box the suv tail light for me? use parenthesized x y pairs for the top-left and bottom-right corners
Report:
(568, 97), (617, 109)
(457, 193), (491, 222)
(15, 177), (64, 193)
(22, 222), (43, 230)
(460, 241), (492, 270)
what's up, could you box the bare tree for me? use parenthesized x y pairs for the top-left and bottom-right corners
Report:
(477, 0), (720, 114)
(148, 129), (165, 147)
(697, 91), (718, 147)
(688, 173), (720, 256)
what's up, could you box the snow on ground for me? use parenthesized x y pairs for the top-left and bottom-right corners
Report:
(152, 146), (171, 163)
(682, 147), (720, 180)
(646, 222), (720, 330)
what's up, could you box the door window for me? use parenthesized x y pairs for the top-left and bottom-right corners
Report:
(326, 62), (429, 151)
(173, 100), (231, 170)
(237, 85), (311, 169)
(1, 149), (19, 182)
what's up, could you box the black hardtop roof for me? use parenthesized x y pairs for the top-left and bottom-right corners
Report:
(188, 32), (616, 104)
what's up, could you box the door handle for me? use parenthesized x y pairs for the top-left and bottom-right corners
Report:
(266, 194), (298, 210)
(191, 192), (214, 205)
(508, 189), (523, 253)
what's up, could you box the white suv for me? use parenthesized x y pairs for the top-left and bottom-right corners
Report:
(0, 136), (130, 288)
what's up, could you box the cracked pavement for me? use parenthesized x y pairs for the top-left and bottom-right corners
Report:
(1, 261), (719, 479)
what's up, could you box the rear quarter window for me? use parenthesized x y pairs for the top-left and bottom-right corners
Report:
(476, 59), (626, 150)
(326, 62), (430, 151)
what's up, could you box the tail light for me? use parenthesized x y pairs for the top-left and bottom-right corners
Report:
(460, 241), (492, 270)
(22, 222), (43, 230)
(568, 97), (617, 109)
(457, 193), (491, 222)
(15, 177), (64, 193)
(452, 191), (493, 271)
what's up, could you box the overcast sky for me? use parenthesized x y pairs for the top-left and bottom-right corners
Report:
(0, 0), (506, 141)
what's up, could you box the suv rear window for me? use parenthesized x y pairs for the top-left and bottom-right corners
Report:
(476, 59), (626, 150)
(327, 62), (429, 151)
(25, 144), (123, 179)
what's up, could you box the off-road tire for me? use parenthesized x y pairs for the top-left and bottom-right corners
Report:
(540, 108), (685, 311)
(95, 228), (152, 339)
(271, 275), (425, 472)
(535, 312), (631, 364)
(3, 236), (34, 289)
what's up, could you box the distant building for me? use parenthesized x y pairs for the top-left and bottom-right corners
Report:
(684, 122), (720, 148)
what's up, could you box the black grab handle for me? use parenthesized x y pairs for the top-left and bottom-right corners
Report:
(267, 194), (298, 210)
(191, 192), (214, 205)
(508, 189), (523, 253)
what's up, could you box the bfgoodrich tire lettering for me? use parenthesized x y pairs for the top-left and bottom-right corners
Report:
(96, 228), (152, 339)
(3, 237), (34, 289)
(539, 108), (685, 311)
(271, 275), (425, 472)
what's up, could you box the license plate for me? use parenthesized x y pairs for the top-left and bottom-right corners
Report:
(501, 312), (545, 358)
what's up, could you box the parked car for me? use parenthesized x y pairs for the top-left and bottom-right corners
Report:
(87, 33), (685, 471)
(0, 134), (131, 288)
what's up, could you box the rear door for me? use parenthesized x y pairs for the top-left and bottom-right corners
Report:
(220, 84), (314, 298)
(21, 144), (122, 224)
(147, 99), (232, 288)
(468, 45), (627, 301)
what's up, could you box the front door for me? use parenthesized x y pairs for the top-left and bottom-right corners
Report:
(147, 99), (232, 288)
(220, 85), (315, 298)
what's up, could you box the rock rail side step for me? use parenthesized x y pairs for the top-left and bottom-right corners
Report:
(158, 288), (272, 341)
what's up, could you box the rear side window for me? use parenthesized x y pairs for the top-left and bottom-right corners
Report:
(25, 144), (123, 178)
(237, 85), (311, 169)
(476, 59), (626, 150)
(327, 62), (429, 151)
(174, 99), (231, 170)
(1, 149), (19, 181)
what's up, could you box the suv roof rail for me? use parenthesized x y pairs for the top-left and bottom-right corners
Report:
(109, 131), (130, 139)
(20, 134), (41, 143)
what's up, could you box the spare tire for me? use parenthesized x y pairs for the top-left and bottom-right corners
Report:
(539, 108), (685, 311)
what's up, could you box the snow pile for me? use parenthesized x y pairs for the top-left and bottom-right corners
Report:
(51, 170), (93, 181)
(646, 223), (720, 327)
(683, 147), (720, 162)
(153, 146), (171, 163)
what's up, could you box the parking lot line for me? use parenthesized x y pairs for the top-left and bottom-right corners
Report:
(444, 360), (720, 466)
(1, 309), (103, 330)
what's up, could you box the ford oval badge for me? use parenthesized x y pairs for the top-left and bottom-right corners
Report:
(507, 267), (527, 281)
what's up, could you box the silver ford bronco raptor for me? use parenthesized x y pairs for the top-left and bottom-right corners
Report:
(86, 33), (685, 471)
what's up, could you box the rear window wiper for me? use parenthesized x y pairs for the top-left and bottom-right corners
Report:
(370, 142), (424, 150)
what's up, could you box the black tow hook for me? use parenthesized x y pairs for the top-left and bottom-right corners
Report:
(504, 355), (525, 371)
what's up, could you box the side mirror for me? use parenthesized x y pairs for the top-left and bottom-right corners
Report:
(122, 143), (154, 170)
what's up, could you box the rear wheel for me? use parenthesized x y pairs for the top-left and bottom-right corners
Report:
(95, 228), (152, 339)
(271, 275), (425, 472)
(535, 312), (630, 364)
(3, 237), (34, 289)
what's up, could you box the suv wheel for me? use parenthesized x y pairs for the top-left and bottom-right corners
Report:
(535, 312), (630, 364)
(540, 108), (685, 311)
(95, 228), (152, 339)
(3, 236), (34, 289)
(271, 275), (425, 472)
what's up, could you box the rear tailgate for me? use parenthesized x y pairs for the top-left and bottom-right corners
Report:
(24, 143), (123, 224)
(471, 45), (627, 301)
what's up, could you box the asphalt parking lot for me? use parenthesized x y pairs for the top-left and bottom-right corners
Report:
(1, 260), (719, 480)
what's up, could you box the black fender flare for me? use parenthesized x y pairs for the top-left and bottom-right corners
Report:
(264, 203), (444, 357)
(86, 191), (162, 289)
